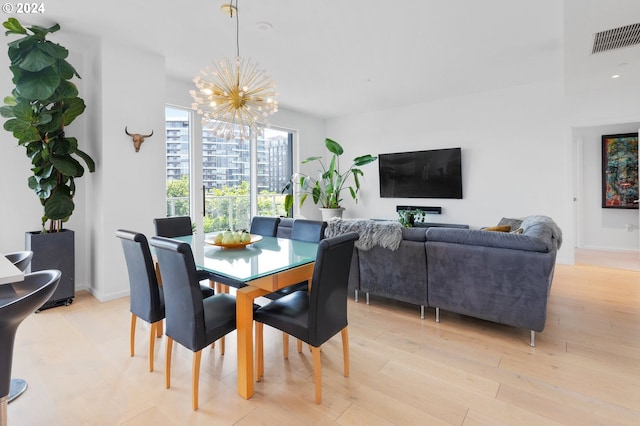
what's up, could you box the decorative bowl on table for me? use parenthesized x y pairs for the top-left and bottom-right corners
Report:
(205, 234), (262, 249)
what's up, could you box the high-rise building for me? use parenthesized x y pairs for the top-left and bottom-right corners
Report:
(165, 111), (292, 193)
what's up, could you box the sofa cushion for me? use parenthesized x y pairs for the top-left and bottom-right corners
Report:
(402, 226), (427, 242)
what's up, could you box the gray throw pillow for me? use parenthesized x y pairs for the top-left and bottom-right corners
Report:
(497, 217), (523, 232)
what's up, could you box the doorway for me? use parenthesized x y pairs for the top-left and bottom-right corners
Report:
(572, 123), (640, 271)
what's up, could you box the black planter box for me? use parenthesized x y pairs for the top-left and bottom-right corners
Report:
(25, 229), (75, 310)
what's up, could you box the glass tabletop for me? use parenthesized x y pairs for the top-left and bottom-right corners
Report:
(174, 235), (319, 284)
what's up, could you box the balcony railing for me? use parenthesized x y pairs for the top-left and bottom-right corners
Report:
(167, 193), (288, 232)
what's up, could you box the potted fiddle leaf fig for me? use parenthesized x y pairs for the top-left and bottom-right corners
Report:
(1, 18), (95, 309)
(1, 17), (94, 232)
(284, 138), (377, 220)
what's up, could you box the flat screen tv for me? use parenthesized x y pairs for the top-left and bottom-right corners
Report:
(379, 148), (463, 199)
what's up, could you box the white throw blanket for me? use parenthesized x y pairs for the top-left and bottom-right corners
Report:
(325, 218), (403, 251)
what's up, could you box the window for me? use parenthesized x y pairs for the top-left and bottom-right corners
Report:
(165, 106), (293, 232)
(165, 106), (191, 217)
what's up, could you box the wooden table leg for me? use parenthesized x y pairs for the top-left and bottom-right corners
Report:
(236, 286), (267, 399)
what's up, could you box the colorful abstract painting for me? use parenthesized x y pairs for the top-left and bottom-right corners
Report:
(602, 133), (638, 209)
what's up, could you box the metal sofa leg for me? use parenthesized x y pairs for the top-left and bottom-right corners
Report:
(435, 307), (440, 323)
(365, 292), (370, 305)
(354, 289), (359, 303)
(530, 330), (536, 347)
(420, 305), (425, 319)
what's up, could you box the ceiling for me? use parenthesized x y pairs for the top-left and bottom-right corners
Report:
(15, 0), (640, 119)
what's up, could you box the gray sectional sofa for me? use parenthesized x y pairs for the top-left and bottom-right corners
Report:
(343, 216), (561, 346)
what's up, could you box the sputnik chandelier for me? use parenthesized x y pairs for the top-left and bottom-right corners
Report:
(190, 0), (278, 140)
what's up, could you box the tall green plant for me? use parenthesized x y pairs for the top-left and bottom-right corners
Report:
(0, 18), (95, 232)
(284, 138), (377, 209)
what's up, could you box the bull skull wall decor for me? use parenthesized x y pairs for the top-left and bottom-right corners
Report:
(125, 126), (153, 152)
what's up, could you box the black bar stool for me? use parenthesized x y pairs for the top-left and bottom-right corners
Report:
(0, 270), (60, 426)
(3, 251), (33, 404)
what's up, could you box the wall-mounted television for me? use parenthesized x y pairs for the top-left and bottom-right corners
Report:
(379, 148), (463, 199)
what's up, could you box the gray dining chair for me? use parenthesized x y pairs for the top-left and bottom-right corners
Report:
(265, 219), (326, 300)
(116, 230), (217, 372)
(265, 219), (327, 354)
(153, 216), (215, 293)
(149, 236), (244, 410)
(249, 216), (280, 237)
(254, 232), (359, 404)
(153, 216), (193, 238)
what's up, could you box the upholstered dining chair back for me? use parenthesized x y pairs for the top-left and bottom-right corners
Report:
(116, 229), (168, 372)
(291, 219), (327, 243)
(253, 232), (358, 403)
(264, 219), (327, 301)
(153, 217), (215, 288)
(149, 236), (239, 410)
(249, 216), (281, 237)
(116, 230), (164, 325)
(150, 236), (237, 352)
(153, 216), (193, 238)
(307, 232), (359, 346)
(149, 237), (208, 350)
(4, 251), (33, 272)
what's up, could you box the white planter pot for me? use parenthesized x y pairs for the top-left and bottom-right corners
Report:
(319, 207), (345, 221)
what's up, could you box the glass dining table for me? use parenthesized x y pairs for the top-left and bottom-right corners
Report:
(173, 234), (319, 399)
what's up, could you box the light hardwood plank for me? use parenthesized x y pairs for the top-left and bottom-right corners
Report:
(6, 263), (640, 425)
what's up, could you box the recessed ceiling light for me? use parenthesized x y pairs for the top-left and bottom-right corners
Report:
(611, 74), (621, 79)
(256, 22), (273, 31)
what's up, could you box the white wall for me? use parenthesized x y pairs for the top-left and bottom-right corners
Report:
(325, 78), (640, 264)
(574, 122), (639, 251)
(326, 81), (568, 236)
(90, 40), (167, 301)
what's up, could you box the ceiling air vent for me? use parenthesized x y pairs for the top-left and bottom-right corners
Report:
(592, 22), (640, 54)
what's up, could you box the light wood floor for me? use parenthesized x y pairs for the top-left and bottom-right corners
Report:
(575, 248), (640, 271)
(6, 263), (640, 425)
